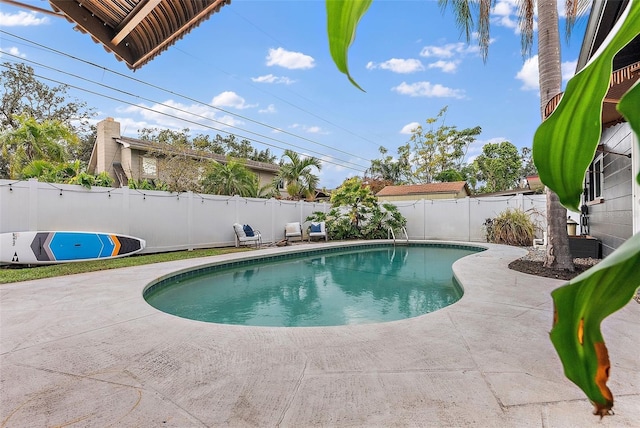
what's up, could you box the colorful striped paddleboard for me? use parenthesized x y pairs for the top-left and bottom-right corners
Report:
(0, 231), (146, 265)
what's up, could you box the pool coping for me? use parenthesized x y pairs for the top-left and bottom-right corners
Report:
(1, 240), (639, 426)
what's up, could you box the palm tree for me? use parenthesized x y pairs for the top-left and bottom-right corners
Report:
(201, 158), (257, 197)
(275, 149), (322, 200)
(439, 0), (585, 270)
(0, 115), (77, 179)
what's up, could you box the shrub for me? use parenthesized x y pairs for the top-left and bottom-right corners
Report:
(484, 208), (536, 246)
(306, 178), (406, 240)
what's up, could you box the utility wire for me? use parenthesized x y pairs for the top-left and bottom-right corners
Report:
(0, 30), (377, 165)
(0, 61), (368, 174)
(1, 53), (368, 171)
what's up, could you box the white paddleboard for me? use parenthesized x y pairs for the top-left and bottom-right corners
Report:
(1, 231), (146, 265)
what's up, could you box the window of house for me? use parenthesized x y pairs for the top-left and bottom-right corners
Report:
(141, 156), (158, 178)
(585, 153), (604, 203)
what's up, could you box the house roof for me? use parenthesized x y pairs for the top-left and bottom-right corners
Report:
(116, 136), (280, 173)
(376, 181), (470, 197)
(48, 0), (230, 70)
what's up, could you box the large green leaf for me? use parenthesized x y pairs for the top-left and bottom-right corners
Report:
(532, 0), (640, 212)
(326, 0), (372, 91)
(617, 80), (640, 186)
(550, 232), (640, 416)
(325, 0), (640, 417)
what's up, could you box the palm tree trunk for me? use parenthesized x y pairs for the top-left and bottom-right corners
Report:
(538, 0), (574, 270)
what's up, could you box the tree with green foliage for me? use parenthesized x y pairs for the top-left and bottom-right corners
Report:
(519, 146), (538, 179)
(434, 168), (465, 183)
(473, 141), (522, 193)
(409, 107), (481, 183)
(218, 134), (277, 164)
(308, 177), (406, 240)
(0, 62), (95, 177)
(128, 178), (168, 191)
(275, 149), (322, 200)
(20, 159), (114, 188)
(366, 144), (412, 185)
(0, 62), (94, 131)
(201, 158), (258, 197)
(330, 177), (378, 229)
(138, 127), (209, 192)
(0, 115), (78, 179)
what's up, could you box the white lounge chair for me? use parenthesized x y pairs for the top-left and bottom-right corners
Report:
(284, 222), (302, 242)
(233, 223), (262, 248)
(533, 231), (547, 248)
(308, 221), (328, 242)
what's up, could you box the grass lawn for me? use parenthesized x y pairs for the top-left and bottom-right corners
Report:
(0, 247), (252, 284)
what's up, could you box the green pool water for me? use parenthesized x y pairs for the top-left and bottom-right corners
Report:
(144, 245), (479, 327)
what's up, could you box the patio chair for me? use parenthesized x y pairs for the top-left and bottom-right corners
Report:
(284, 222), (302, 242)
(308, 221), (328, 242)
(233, 223), (262, 248)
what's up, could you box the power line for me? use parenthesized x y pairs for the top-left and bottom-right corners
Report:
(1, 53), (369, 172)
(0, 61), (368, 174)
(0, 30), (378, 165)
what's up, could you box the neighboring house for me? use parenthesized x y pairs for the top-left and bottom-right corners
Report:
(88, 118), (280, 190)
(376, 181), (470, 202)
(557, 0), (640, 256)
(524, 175), (544, 192)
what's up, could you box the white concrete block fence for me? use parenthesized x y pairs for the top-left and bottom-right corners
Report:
(1, 179), (562, 254)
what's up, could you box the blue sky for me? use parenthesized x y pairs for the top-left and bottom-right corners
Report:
(0, 0), (588, 189)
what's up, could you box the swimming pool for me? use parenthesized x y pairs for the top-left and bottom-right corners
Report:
(144, 243), (483, 327)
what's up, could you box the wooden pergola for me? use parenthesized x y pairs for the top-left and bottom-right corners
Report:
(2, 0), (231, 70)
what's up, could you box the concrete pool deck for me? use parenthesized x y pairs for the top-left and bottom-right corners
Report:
(1, 241), (638, 427)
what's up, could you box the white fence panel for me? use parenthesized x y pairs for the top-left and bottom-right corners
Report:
(1, 179), (561, 253)
(1, 180), (31, 232)
(393, 201), (426, 239)
(127, 189), (191, 252)
(426, 199), (471, 241)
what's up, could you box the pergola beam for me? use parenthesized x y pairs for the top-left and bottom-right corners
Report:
(111, 0), (163, 46)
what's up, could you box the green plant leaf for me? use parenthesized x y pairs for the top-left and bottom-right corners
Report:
(532, 1), (640, 212)
(326, 0), (372, 91)
(550, 232), (640, 416)
(617, 81), (640, 185)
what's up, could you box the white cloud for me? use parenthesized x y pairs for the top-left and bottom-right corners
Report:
(290, 123), (328, 134)
(515, 55), (539, 90)
(251, 74), (296, 84)
(492, 0), (516, 17)
(428, 60), (458, 73)
(420, 42), (479, 59)
(121, 99), (243, 131)
(0, 46), (26, 58)
(400, 122), (420, 135)
(491, 0), (519, 30)
(211, 91), (257, 109)
(113, 117), (156, 136)
(516, 56), (577, 90)
(366, 58), (424, 74)
(491, 0), (538, 34)
(562, 60), (577, 81)
(392, 81), (465, 98)
(259, 104), (277, 114)
(266, 47), (315, 70)
(0, 11), (48, 26)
